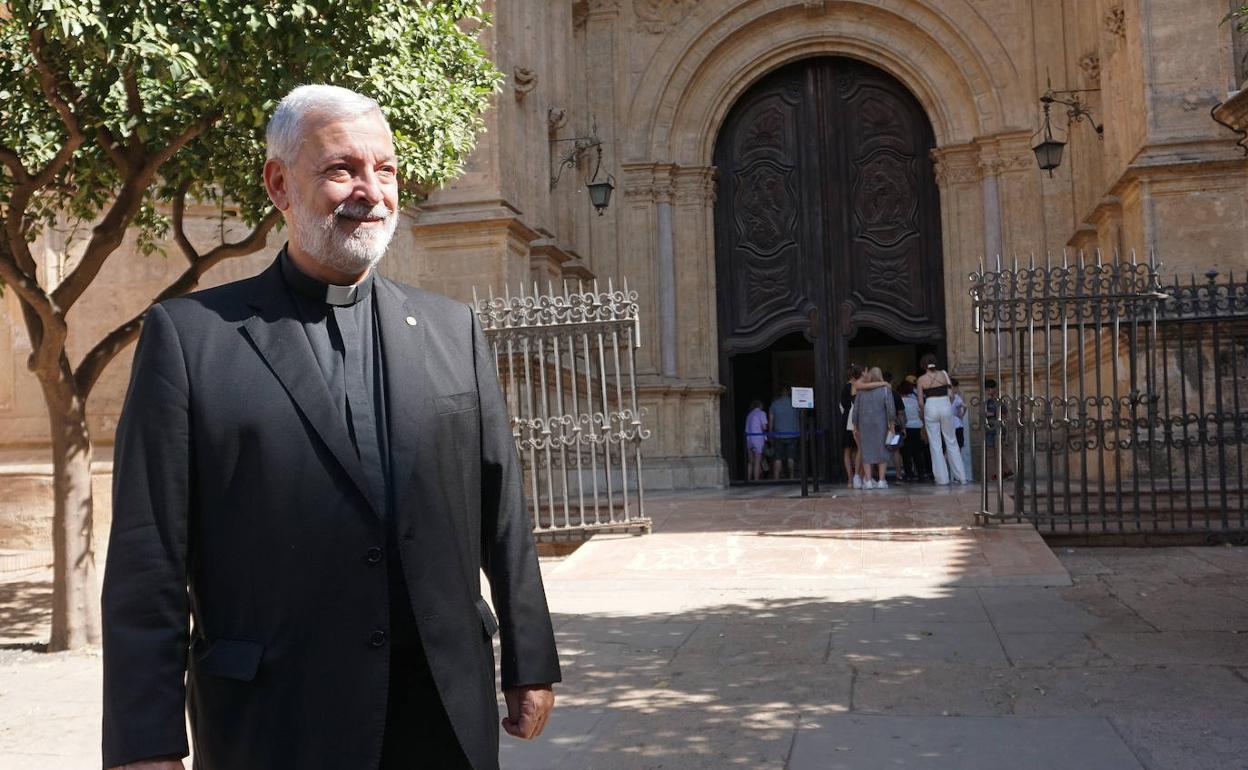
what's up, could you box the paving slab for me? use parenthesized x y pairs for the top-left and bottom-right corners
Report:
(997, 631), (1112, 668)
(673, 617), (832, 666)
(1101, 582), (1248, 632)
(1056, 581), (1159, 633)
(1007, 665), (1248, 718)
(1090, 630), (1248, 666)
(851, 664), (1019, 716)
(788, 715), (1144, 769)
(550, 519), (1070, 592)
(829, 621), (1009, 666)
(976, 586), (1101, 633)
(871, 587), (989, 624)
(1110, 717), (1248, 770)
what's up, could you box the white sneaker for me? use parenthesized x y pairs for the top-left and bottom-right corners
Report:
(852, 474), (862, 489)
(877, 480), (889, 489)
(864, 479), (877, 489)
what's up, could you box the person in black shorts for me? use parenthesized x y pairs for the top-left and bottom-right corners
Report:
(769, 386), (801, 479)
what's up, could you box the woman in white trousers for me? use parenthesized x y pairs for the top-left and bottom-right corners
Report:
(917, 355), (967, 485)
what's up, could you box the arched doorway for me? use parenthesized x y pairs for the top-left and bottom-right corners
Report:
(714, 57), (946, 482)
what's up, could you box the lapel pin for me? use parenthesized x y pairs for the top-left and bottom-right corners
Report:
(405, 316), (417, 326)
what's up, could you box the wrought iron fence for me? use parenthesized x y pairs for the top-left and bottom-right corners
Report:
(474, 280), (651, 539)
(970, 254), (1248, 541)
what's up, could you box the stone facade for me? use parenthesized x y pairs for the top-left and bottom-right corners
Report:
(3, 0), (1247, 524)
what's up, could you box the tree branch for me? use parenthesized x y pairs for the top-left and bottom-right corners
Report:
(0, 239), (66, 374)
(124, 64), (143, 123)
(123, 63), (144, 156)
(95, 126), (129, 171)
(29, 134), (84, 189)
(0, 143), (31, 183)
(29, 25), (127, 172)
(170, 180), (197, 264)
(149, 113), (216, 169)
(28, 27), (81, 146)
(74, 207), (280, 395)
(51, 113), (216, 312)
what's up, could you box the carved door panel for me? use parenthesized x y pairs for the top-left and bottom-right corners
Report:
(826, 62), (944, 343)
(713, 75), (819, 356)
(714, 57), (943, 479)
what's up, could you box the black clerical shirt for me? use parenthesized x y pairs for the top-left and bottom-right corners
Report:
(279, 249), (421, 651)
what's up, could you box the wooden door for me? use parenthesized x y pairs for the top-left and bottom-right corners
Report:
(714, 57), (944, 479)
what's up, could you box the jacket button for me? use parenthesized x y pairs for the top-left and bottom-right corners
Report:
(365, 547), (383, 564)
(369, 630), (387, 647)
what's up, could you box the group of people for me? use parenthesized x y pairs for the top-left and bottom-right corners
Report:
(744, 388), (803, 481)
(742, 354), (989, 488)
(841, 355), (968, 489)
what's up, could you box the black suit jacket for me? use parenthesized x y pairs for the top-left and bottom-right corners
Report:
(102, 256), (560, 770)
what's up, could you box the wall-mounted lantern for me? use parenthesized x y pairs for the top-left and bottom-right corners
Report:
(1032, 77), (1104, 177)
(550, 117), (615, 215)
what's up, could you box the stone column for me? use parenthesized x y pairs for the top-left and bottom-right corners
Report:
(619, 162), (660, 376)
(653, 166), (678, 378)
(978, 132), (1048, 256)
(672, 165), (719, 383)
(980, 172), (1003, 262)
(618, 161), (728, 489)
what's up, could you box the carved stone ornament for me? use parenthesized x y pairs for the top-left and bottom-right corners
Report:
(634, 0), (692, 34)
(1078, 53), (1101, 84)
(931, 155), (981, 186)
(674, 167), (717, 206)
(513, 66), (537, 101)
(803, 0), (828, 13)
(1104, 5), (1125, 39)
(547, 107), (568, 132)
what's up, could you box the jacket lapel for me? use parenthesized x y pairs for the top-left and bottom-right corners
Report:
(240, 259), (381, 517)
(374, 276), (432, 491)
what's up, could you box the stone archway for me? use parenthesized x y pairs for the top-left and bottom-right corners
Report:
(612, 0), (1041, 487)
(712, 56), (946, 480)
(626, 0), (1031, 161)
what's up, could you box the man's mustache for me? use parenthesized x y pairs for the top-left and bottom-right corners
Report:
(333, 200), (392, 222)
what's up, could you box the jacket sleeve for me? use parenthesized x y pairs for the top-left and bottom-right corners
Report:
(101, 303), (192, 767)
(471, 308), (562, 690)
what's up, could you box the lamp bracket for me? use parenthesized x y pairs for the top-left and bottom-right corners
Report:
(1039, 79), (1104, 139)
(550, 118), (603, 189)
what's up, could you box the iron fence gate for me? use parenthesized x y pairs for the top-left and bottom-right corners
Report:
(474, 280), (651, 540)
(971, 255), (1248, 541)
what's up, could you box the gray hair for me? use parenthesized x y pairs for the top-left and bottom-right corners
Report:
(265, 85), (390, 163)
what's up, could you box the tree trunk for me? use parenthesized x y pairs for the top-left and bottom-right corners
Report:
(44, 379), (102, 651)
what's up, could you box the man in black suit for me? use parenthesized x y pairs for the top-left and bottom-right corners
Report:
(102, 84), (560, 770)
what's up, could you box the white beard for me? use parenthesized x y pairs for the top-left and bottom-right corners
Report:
(290, 196), (398, 275)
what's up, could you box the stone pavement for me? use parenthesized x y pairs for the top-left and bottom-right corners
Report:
(1, 484), (1247, 769)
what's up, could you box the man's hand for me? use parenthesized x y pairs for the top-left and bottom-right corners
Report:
(502, 684), (555, 739)
(108, 759), (184, 770)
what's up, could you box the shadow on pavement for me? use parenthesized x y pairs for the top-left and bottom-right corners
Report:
(503, 581), (1248, 770)
(0, 578), (52, 649)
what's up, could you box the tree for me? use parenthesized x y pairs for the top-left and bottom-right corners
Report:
(0, 0), (501, 651)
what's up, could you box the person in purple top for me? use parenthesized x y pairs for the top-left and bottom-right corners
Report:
(744, 400), (769, 481)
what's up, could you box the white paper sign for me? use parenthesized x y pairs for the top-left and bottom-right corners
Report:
(791, 387), (814, 409)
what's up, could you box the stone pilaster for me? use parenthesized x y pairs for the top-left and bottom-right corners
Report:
(619, 162), (662, 376)
(930, 143), (986, 374)
(618, 160), (726, 488)
(976, 132), (1046, 256)
(671, 165), (718, 383)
